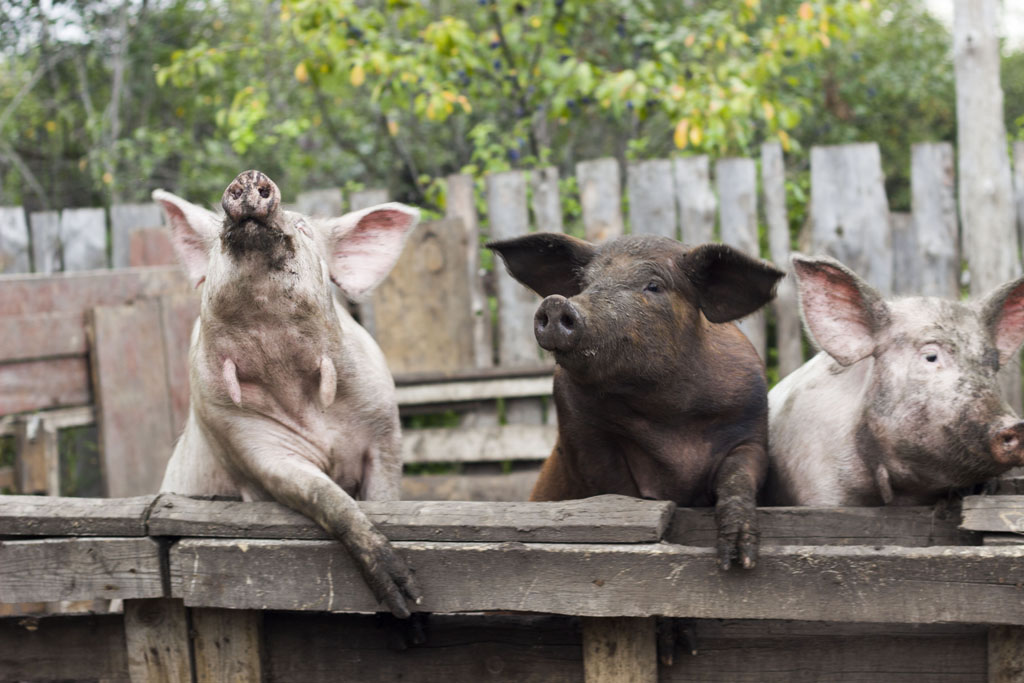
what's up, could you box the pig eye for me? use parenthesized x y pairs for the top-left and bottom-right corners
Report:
(925, 353), (938, 363)
(921, 344), (942, 364)
(643, 281), (663, 293)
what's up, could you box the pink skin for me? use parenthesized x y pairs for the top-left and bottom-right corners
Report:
(155, 170), (422, 617)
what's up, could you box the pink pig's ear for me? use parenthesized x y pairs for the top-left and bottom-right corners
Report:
(319, 203), (420, 300)
(791, 254), (891, 366)
(979, 276), (1024, 365)
(153, 189), (220, 288)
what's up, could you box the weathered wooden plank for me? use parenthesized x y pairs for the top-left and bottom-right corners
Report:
(447, 173), (493, 369)
(149, 494), (674, 543)
(0, 356), (91, 414)
(13, 415), (58, 495)
(403, 423), (556, 463)
(264, 612), (582, 683)
(159, 293), (200, 435)
(111, 202), (164, 268)
(672, 155), (716, 246)
(90, 301), (176, 497)
(349, 188), (388, 211)
(395, 375), (552, 405)
(761, 142), (802, 377)
(911, 141), (960, 299)
(989, 626), (1024, 683)
(295, 188), (344, 217)
(0, 466), (13, 491)
(60, 207), (108, 271)
(577, 158), (624, 243)
(0, 265), (188, 316)
(192, 607), (263, 683)
(1015, 140), (1024, 252)
(169, 540), (1024, 624)
(2, 537), (164, 604)
(717, 157), (766, 359)
(627, 159), (676, 239)
(0, 310), (86, 362)
(531, 166), (564, 233)
(0, 207), (30, 274)
(129, 227), (176, 267)
(809, 143), (893, 295)
(961, 495), (1024, 534)
(668, 506), (969, 547)
(28, 210), (60, 275)
(371, 218), (476, 374)
(0, 614), (131, 682)
(891, 211), (917, 296)
(401, 470), (538, 502)
(583, 617), (656, 683)
(0, 494), (153, 536)
(0, 405), (95, 435)
(124, 598), (192, 683)
(393, 364), (555, 385)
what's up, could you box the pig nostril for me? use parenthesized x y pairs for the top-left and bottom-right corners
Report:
(560, 314), (574, 330)
(536, 313), (549, 329)
(259, 186), (270, 199)
(1005, 435), (1019, 449)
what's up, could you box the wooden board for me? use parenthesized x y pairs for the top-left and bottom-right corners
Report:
(148, 494), (674, 544)
(90, 300), (176, 497)
(402, 423), (556, 463)
(13, 415), (59, 495)
(0, 614), (131, 682)
(295, 188), (344, 217)
(582, 616), (656, 683)
(0, 310), (86, 362)
(169, 540), (1024, 624)
(447, 173), (493, 369)
(891, 212), (917, 296)
(0, 355), (91, 414)
(960, 495), (1024, 533)
(110, 202), (165, 268)
(60, 207), (108, 271)
(401, 471), (539, 502)
(0, 265), (188, 316)
(395, 375), (552, 406)
(576, 158), (623, 243)
(1015, 140), (1024, 251)
(0, 206), (30, 274)
(349, 188), (389, 211)
(672, 156), (716, 245)
(531, 166), (564, 233)
(627, 159), (676, 239)
(159, 293), (200, 434)
(192, 607), (264, 682)
(124, 598), (192, 683)
(129, 228), (176, 267)
(911, 142), (960, 298)
(28, 210), (60, 275)
(371, 218), (476, 374)
(1, 537), (164, 604)
(989, 625), (1024, 683)
(0, 494), (153, 536)
(761, 142), (802, 377)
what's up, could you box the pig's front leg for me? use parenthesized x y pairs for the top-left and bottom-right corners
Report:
(712, 442), (767, 570)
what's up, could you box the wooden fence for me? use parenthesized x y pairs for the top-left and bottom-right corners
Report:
(1, 493), (1024, 681)
(3, 139), (1024, 503)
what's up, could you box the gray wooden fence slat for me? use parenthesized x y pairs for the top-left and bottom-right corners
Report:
(716, 157), (766, 359)
(0, 613), (131, 681)
(447, 173), (493, 369)
(0, 207), (30, 273)
(192, 608), (264, 682)
(582, 617), (656, 683)
(110, 202), (164, 269)
(530, 166), (564, 233)
(124, 598), (192, 683)
(295, 188), (344, 217)
(402, 424), (556, 464)
(576, 158), (623, 243)
(1015, 141), (1024, 251)
(761, 142), (802, 377)
(809, 143), (893, 295)
(954, 0), (1021, 413)
(911, 142), (960, 299)
(29, 210), (60, 274)
(627, 159), (676, 239)
(890, 212), (917, 296)
(0, 495), (154, 536)
(60, 207), (108, 271)
(960, 495), (1024, 533)
(673, 155), (716, 245)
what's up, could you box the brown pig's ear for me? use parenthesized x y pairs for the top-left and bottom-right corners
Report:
(790, 254), (890, 366)
(978, 275), (1024, 365)
(679, 244), (784, 324)
(487, 233), (597, 297)
(153, 189), (220, 288)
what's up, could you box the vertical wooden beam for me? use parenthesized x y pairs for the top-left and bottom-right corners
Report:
(955, 0), (1021, 412)
(448, 173), (493, 370)
(125, 598), (193, 683)
(110, 202), (164, 269)
(911, 142), (960, 299)
(890, 212), (917, 296)
(761, 142), (802, 378)
(29, 210), (60, 274)
(672, 155), (716, 246)
(576, 158), (623, 243)
(988, 626), (1024, 683)
(717, 157), (766, 360)
(295, 188), (344, 218)
(582, 617), (657, 683)
(61, 207), (108, 271)
(13, 415), (59, 495)
(1014, 141), (1024, 252)
(129, 228), (176, 267)
(627, 159), (677, 239)
(191, 607), (263, 683)
(530, 166), (564, 234)
(0, 206), (31, 273)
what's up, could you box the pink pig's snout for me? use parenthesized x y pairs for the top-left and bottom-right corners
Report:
(990, 418), (1024, 466)
(222, 170), (281, 223)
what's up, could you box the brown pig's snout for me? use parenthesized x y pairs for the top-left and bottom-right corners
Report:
(991, 419), (1024, 466)
(535, 295), (584, 352)
(222, 170), (281, 223)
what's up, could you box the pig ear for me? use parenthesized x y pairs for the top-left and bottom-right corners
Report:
(153, 189), (220, 288)
(978, 276), (1024, 364)
(791, 254), (890, 366)
(487, 233), (597, 297)
(678, 244), (784, 324)
(319, 203), (419, 300)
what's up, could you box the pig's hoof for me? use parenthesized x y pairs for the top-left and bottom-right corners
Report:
(354, 537), (423, 619)
(714, 500), (760, 571)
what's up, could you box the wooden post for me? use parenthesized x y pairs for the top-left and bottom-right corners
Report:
(124, 598), (193, 683)
(0, 206), (31, 273)
(761, 142), (802, 378)
(576, 158), (624, 243)
(717, 157), (766, 359)
(531, 166), (564, 233)
(1015, 141), (1024, 251)
(448, 173), (493, 370)
(13, 415), (59, 495)
(582, 617), (657, 683)
(60, 207), (108, 271)
(627, 159), (677, 239)
(955, 0), (1021, 412)
(890, 212), (917, 296)
(295, 188), (344, 218)
(29, 210), (60, 274)
(191, 607), (264, 683)
(672, 155), (716, 245)
(911, 142), (960, 299)
(110, 203), (164, 269)
(988, 626), (1024, 683)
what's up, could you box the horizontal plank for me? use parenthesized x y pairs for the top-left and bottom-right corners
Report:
(0, 614), (130, 682)
(0, 356), (91, 414)
(0, 311), (85, 362)
(0, 467), (11, 491)
(0, 405), (95, 435)
(1, 537), (164, 604)
(395, 376), (553, 406)
(402, 424), (555, 463)
(170, 539), (1024, 624)
(0, 265), (189, 316)
(0, 495), (155, 536)
(393, 363), (555, 386)
(960, 495), (1024, 534)
(148, 494), (674, 543)
(983, 534), (1024, 546)
(669, 506), (971, 547)
(401, 471), (538, 502)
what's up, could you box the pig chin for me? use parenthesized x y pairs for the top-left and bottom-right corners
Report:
(222, 218), (296, 268)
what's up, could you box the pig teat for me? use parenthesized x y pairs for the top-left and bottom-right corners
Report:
(222, 170), (281, 223)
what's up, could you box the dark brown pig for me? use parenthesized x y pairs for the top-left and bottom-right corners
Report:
(488, 233), (784, 569)
(155, 170), (422, 617)
(768, 254), (1024, 506)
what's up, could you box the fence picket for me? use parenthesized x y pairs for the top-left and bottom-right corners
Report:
(530, 167), (563, 234)
(576, 158), (623, 243)
(673, 155), (716, 246)
(29, 211), (60, 275)
(0, 207), (30, 274)
(60, 208), (108, 271)
(447, 174), (493, 370)
(911, 142), (959, 299)
(761, 142), (802, 377)
(295, 189), (344, 218)
(110, 203), (164, 269)
(890, 212), (917, 296)
(627, 159), (676, 239)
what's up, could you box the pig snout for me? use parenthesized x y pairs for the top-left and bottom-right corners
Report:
(990, 419), (1024, 466)
(222, 170), (281, 223)
(535, 295), (584, 352)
